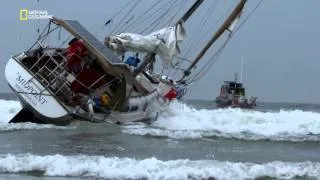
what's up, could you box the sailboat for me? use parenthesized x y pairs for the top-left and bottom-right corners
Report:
(5, 0), (259, 125)
(103, 0), (256, 97)
(5, 17), (176, 125)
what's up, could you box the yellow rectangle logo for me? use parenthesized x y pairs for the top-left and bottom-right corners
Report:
(20, 9), (28, 21)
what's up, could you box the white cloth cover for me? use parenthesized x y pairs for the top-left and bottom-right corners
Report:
(105, 23), (186, 67)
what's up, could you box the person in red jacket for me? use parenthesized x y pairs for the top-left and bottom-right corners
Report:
(66, 38), (88, 74)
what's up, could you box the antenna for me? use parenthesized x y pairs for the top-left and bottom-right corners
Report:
(240, 56), (244, 83)
(36, 0), (40, 38)
(234, 73), (238, 82)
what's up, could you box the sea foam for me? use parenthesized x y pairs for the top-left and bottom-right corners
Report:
(0, 153), (319, 180)
(0, 99), (73, 131)
(123, 101), (320, 141)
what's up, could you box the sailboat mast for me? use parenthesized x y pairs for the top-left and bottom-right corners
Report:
(134, 0), (204, 76)
(184, 0), (247, 77)
(240, 56), (244, 83)
(178, 0), (204, 23)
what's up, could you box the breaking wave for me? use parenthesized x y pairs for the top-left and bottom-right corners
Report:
(0, 99), (73, 131)
(123, 101), (320, 141)
(2, 98), (320, 141)
(0, 99), (21, 124)
(0, 153), (319, 180)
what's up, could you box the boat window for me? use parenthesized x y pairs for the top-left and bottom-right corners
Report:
(238, 88), (245, 96)
(236, 83), (242, 88)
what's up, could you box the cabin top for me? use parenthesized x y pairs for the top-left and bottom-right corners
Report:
(50, 17), (133, 80)
(50, 17), (147, 91)
(221, 81), (245, 96)
(223, 81), (243, 88)
(52, 17), (123, 65)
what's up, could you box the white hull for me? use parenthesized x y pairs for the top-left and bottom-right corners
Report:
(5, 56), (71, 125)
(5, 55), (170, 125)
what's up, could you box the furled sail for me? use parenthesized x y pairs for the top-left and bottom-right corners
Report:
(104, 22), (186, 68)
(181, 0), (247, 81)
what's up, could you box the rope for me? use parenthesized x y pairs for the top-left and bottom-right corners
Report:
(118, 0), (163, 33)
(184, 0), (239, 58)
(110, 0), (141, 34)
(233, 0), (265, 35)
(114, 0), (142, 34)
(188, 36), (231, 84)
(116, 15), (136, 34)
(168, 0), (188, 26)
(130, 1), (174, 33)
(183, 0), (219, 57)
(184, 0), (265, 84)
(93, 0), (134, 36)
(155, 0), (186, 29)
(141, 0), (179, 34)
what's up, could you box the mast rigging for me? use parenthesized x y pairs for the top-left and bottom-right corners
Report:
(181, 0), (247, 81)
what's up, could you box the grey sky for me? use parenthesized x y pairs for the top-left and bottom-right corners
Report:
(0, 0), (319, 103)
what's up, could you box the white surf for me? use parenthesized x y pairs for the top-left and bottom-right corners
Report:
(123, 101), (320, 141)
(0, 153), (319, 180)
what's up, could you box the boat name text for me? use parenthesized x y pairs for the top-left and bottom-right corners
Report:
(15, 72), (48, 106)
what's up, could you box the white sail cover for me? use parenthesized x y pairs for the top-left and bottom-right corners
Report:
(227, 8), (243, 33)
(105, 23), (186, 67)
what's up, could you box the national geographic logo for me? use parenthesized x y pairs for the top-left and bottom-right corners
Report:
(19, 9), (53, 21)
(20, 9), (28, 21)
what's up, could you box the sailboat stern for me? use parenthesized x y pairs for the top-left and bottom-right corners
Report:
(5, 56), (72, 125)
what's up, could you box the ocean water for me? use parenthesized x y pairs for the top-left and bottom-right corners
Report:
(0, 94), (320, 180)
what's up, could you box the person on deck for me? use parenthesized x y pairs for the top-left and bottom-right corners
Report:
(125, 53), (140, 68)
(66, 38), (88, 74)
